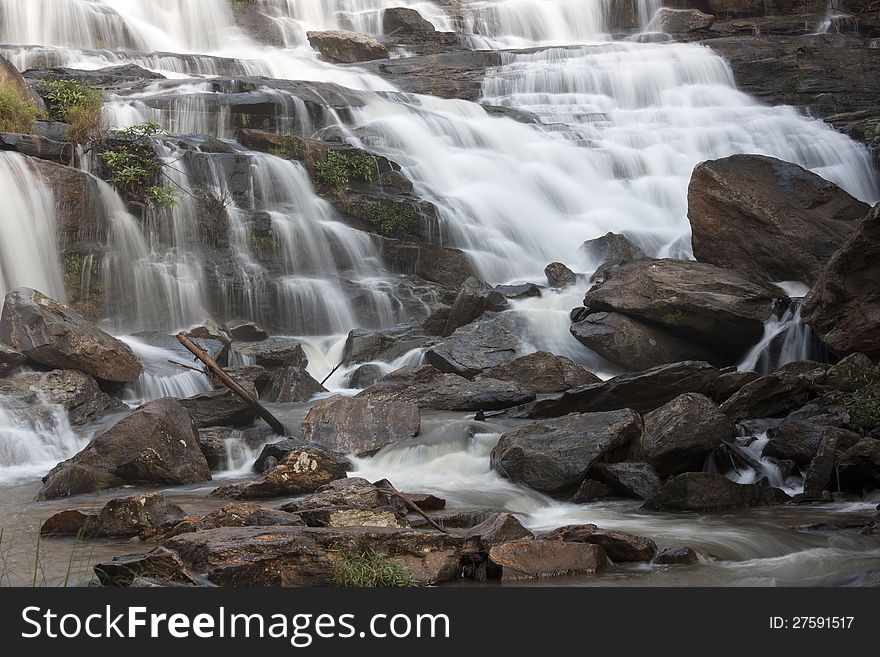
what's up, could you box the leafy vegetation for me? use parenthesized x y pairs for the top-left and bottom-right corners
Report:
(314, 149), (377, 194)
(270, 134), (306, 159)
(98, 120), (177, 208)
(0, 83), (43, 133)
(331, 549), (416, 588)
(830, 363), (880, 431)
(363, 201), (417, 238)
(41, 79), (103, 143)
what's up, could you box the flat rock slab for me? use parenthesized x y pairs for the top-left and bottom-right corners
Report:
(488, 540), (606, 581)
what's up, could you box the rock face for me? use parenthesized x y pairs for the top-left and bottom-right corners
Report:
(580, 232), (646, 267)
(643, 473), (791, 511)
(802, 205), (880, 359)
(634, 393), (736, 477)
(490, 410), (643, 494)
(171, 504), (304, 536)
(300, 395), (420, 457)
(166, 526), (477, 586)
(688, 155), (869, 283)
(764, 414), (852, 466)
(210, 445), (349, 499)
(426, 315), (521, 378)
(38, 399), (210, 499)
(541, 524), (657, 562)
(801, 428), (861, 500)
(517, 360), (720, 418)
(479, 351), (600, 393)
(261, 366), (326, 402)
(0, 288), (142, 383)
(583, 259), (785, 359)
(358, 365), (535, 411)
(571, 312), (717, 370)
(307, 30), (389, 63)
(651, 8), (715, 32)
(488, 540), (605, 581)
(544, 262), (577, 288)
(443, 277), (508, 336)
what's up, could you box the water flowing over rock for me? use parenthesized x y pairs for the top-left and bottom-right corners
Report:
(688, 155), (869, 283)
(300, 395), (421, 457)
(490, 410), (643, 495)
(357, 365), (535, 411)
(643, 473), (791, 511)
(1, 369), (123, 425)
(580, 232), (646, 268)
(1, 288), (142, 382)
(802, 205), (880, 358)
(38, 398), (210, 499)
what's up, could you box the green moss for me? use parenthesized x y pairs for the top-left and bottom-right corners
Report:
(250, 233), (277, 258)
(0, 83), (44, 133)
(829, 363), (880, 432)
(660, 310), (684, 327)
(362, 201), (417, 238)
(314, 149), (378, 195)
(41, 79), (103, 143)
(331, 549), (416, 588)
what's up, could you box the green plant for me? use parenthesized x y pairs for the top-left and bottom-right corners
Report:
(363, 201), (416, 238)
(270, 134), (305, 159)
(250, 233), (277, 257)
(98, 120), (177, 208)
(314, 149), (377, 195)
(41, 79), (103, 143)
(660, 310), (684, 327)
(0, 83), (43, 133)
(332, 548), (416, 588)
(830, 363), (880, 431)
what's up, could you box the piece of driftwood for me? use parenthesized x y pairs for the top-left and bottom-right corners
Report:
(176, 333), (288, 435)
(375, 480), (450, 534)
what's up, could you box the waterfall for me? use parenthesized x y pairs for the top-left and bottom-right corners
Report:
(0, 153), (66, 303)
(739, 300), (823, 375)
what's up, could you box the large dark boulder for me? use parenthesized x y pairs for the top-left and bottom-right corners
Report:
(802, 205), (880, 359)
(261, 366), (326, 402)
(38, 399), (211, 499)
(41, 492), (186, 538)
(643, 473), (791, 511)
(720, 371), (813, 422)
(837, 438), (880, 492)
(801, 428), (863, 501)
(300, 395), (420, 457)
(583, 259), (785, 359)
(541, 524), (656, 563)
(342, 320), (429, 365)
(580, 232), (646, 268)
(306, 30), (389, 63)
(764, 415), (854, 467)
(358, 365), (535, 411)
(231, 337), (308, 369)
(544, 262), (577, 288)
(589, 462), (663, 500)
(179, 387), (258, 428)
(634, 393), (736, 477)
(688, 155), (868, 284)
(479, 351), (600, 393)
(571, 312), (718, 370)
(3, 369), (123, 425)
(94, 547), (196, 587)
(426, 314), (522, 378)
(442, 277), (507, 336)
(0, 288), (142, 383)
(515, 360), (721, 418)
(490, 410), (643, 495)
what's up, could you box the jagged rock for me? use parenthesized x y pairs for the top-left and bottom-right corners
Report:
(358, 365), (535, 411)
(95, 547), (196, 587)
(0, 288), (142, 383)
(541, 524), (657, 562)
(570, 479), (614, 503)
(210, 445), (349, 499)
(166, 526), (478, 586)
(262, 366), (326, 403)
(634, 393), (736, 477)
(643, 472), (791, 511)
(514, 360), (720, 418)
(426, 314), (522, 378)
(306, 30), (389, 63)
(231, 337), (308, 369)
(227, 320), (268, 342)
(765, 417), (856, 466)
(490, 409), (643, 495)
(688, 155), (868, 283)
(803, 205), (880, 359)
(198, 430), (227, 471)
(478, 351), (600, 393)
(0, 343), (27, 376)
(5, 369), (123, 425)
(654, 546), (700, 565)
(571, 312), (718, 370)
(280, 478), (405, 515)
(801, 428), (862, 500)
(41, 492), (185, 538)
(838, 438), (880, 492)
(651, 8), (715, 32)
(720, 371), (813, 421)
(544, 262), (577, 288)
(583, 259), (785, 359)
(39, 399), (210, 499)
(824, 353), (876, 392)
(580, 232), (646, 268)
(180, 387), (258, 428)
(443, 277), (508, 336)
(170, 504), (304, 537)
(488, 540), (605, 581)
(589, 462), (664, 500)
(465, 513), (534, 550)
(347, 364), (384, 389)
(342, 320), (429, 366)
(711, 369), (761, 403)
(300, 395), (420, 457)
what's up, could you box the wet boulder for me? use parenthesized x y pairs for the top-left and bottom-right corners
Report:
(837, 438), (880, 493)
(261, 366), (326, 402)
(583, 259), (786, 360)
(198, 430), (228, 470)
(226, 320), (268, 342)
(95, 547), (196, 587)
(38, 398), (210, 500)
(719, 370), (813, 422)
(478, 351), (600, 393)
(442, 277), (508, 336)
(588, 462), (664, 500)
(800, 428), (862, 501)
(803, 205), (880, 359)
(643, 473), (791, 511)
(488, 540), (605, 581)
(764, 416), (855, 467)
(180, 386), (258, 428)
(495, 283), (542, 299)
(544, 262), (577, 288)
(0, 288), (142, 383)
(253, 438), (299, 473)
(231, 337), (308, 369)
(711, 369), (761, 403)
(654, 546), (700, 565)
(169, 504), (304, 537)
(210, 444), (349, 499)
(541, 524), (656, 563)
(465, 513), (534, 551)
(570, 479), (614, 503)
(571, 312), (718, 370)
(490, 409), (643, 495)
(634, 393), (736, 477)
(580, 232), (646, 268)
(688, 155), (869, 284)
(307, 30), (389, 63)
(358, 365), (535, 411)
(426, 314), (522, 378)
(342, 320), (429, 366)
(347, 363), (384, 389)
(651, 8), (715, 32)
(0, 343), (27, 376)
(14, 369), (123, 425)
(280, 477), (405, 516)
(300, 395), (420, 457)
(824, 353), (876, 392)
(41, 492), (186, 538)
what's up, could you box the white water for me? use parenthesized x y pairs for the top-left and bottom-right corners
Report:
(121, 336), (212, 403)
